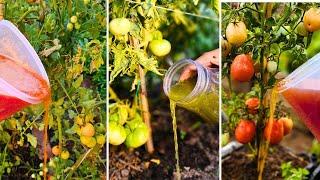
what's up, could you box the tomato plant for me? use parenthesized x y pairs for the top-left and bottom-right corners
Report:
(0, 0), (106, 179)
(222, 2), (320, 177)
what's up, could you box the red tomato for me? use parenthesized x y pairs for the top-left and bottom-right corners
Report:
(264, 120), (284, 145)
(235, 119), (256, 144)
(245, 97), (260, 110)
(231, 54), (255, 82)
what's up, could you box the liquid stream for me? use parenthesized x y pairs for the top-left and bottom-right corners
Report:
(168, 79), (218, 180)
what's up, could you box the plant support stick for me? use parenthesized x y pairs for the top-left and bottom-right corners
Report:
(138, 65), (155, 153)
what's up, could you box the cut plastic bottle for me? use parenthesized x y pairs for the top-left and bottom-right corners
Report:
(0, 20), (50, 120)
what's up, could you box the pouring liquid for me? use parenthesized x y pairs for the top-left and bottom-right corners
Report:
(168, 78), (218, 180)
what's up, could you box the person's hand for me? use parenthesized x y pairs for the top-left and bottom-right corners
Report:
(180, 49), (220, 81)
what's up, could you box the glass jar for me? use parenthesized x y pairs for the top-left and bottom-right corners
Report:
(163, 59), (219, 123)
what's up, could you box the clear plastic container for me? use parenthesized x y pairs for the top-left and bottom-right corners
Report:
(279, 52), (320, 140)
(163, 59), (219, 123)
(0, 20), (50, 120)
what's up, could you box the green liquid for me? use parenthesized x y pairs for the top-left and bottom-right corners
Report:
(168, 79), (218, 180)
(170, 101), (181, 180)
(168, 79), (219, 123)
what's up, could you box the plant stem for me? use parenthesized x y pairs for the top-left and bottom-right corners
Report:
(138, 65), (154, 153)
(0, 0), (4, 20)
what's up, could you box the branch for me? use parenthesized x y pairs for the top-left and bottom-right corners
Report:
(0, 0), (4, 20)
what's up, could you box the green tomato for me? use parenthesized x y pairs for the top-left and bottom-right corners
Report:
(75, 22), (81, 30)
(279, 50), (293, 74)
(84, 0), (90, 5)
(222, 133), (230, 146)
(267, 61), (277, 73)
(125, 122), (149, 148)
(109, 18), (131, 36)
(109, 121), (127, 145)
(70, 16), (78, 24)
(149, 39), (171, 57)
(306, 30), (320, 58)
(295, 22), (308, 37)
(67, 23), (73, 31)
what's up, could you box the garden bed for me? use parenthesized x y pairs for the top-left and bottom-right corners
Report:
(110, 104), (219, 180)
(222, 145), (309, 180)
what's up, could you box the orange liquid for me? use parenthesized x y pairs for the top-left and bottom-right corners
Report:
(0, 55), (51, 179)
(282, 88), (320, 140)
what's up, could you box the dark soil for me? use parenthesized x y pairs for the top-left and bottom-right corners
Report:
(222, 145), (309, 180)
(110, 104), (219, 180)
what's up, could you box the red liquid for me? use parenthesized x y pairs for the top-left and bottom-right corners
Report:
(0, 54), (49, 121)
(282, 88), (320, 140)
(0, 95), (30, 120)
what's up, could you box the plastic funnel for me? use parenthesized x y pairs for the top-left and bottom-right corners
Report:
(0, 20), (50, 120)
(279, 52), (320, 140)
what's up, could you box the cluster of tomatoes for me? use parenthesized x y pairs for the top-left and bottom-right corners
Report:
(51, 117), (106, 160)
(235, 97), (293, 145)
(109, 17), (171, 57)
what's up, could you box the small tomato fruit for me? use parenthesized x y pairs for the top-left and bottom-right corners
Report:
(231, 54), (254, 82)
(51, 145), (61, 156)
(264, 120), (284, 145)
(303, 8), (320, 32)
(226, 21), (247, 47)
(235, 119), (256, 144)
(279, 117), (293, 136)
(109, 121), (127, 145)
(60, 150), (70, 160)
(267, 61), (277, 73)
(109, 18), (131, 36)
(149, 39), (171, 57)
(81, 123), (95, 137)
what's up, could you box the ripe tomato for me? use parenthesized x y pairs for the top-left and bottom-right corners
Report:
(245, 97), (259, 114)
(149, 39), (171, 57)
(279, 117), (293, 136)
(81, 123), (95, 137)
(109, 121), (127, 145)
(60, 150), (70, 160)
(267, 61), (277, 73)
(231, 54), (254, 82)
(296, 22), (308, 37)
(264, 120), (284, 145)
(226, 21), (247, 47)
(109, 18), (131, 36)
(222, 39), (232, 57)
(51, 145), (61, 156)
(235, 119), (256, 144)
(303, 8), (320, 32)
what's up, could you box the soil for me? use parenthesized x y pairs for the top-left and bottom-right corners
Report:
(222, 145), (309, 180)
(109, 101), (219, 180)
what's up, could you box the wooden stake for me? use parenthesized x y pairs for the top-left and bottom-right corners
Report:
(138, 65), (154, 153)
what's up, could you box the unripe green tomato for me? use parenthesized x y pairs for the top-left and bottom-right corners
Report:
(149, 39), (171, 57)
(109, 18), (131, 36)
(222, 133), (230, 146)
(306, 30), (320, 58)
(70, 16), (78, 23)
(267, 61), (277, 73)
(109, 121), (127, 145)
(84, 0), (90, 5)
(296, 22), (308, 37)
(75, 23), (81, 30)
(125, 123), (149, 148)
(95, 123), (106, 133)
(279, 50), (293, 74)
(67, 23), (73, 31)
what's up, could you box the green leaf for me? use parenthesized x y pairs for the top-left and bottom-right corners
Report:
(26, 133), (37, 148)
(72, 75), (83, 88)
(136, 50), (162, 75)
